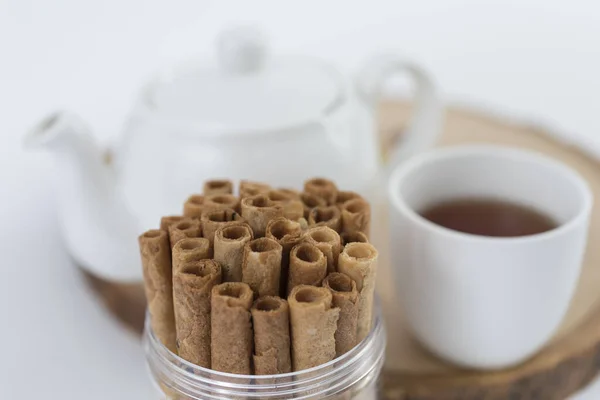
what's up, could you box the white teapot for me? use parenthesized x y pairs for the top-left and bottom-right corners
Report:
(25, 27), (442, 283)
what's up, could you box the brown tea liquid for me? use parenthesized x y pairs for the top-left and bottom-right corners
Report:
(420, 198), (557, 237)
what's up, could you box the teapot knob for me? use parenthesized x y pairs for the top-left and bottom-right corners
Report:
(217, 26), (267, 74)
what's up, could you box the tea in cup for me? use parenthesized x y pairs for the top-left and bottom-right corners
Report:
(387, 145), (592, 369)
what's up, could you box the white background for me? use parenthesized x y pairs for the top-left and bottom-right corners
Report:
(1, 0), (600, 398)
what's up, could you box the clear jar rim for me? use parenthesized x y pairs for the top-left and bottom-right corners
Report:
(143, 303), (386, 399)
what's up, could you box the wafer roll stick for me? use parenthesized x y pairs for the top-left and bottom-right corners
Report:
(266, 218), (303, 296)
(267, 189), (304, 221)
(168, 218), (202, 249)
(183, 195), (205, 219)
(239, 180), (271, 198)
(337, 242), (378, 341)
(287, 242), (327, 295)
(203, 179), (233, 196)
(160, 215), (184, 232)
(242, 237), (283, 297)
(214, 224), (253, 282)
(308, 205), (342, 233)
(300, 192), (327, 219)
(276, 188), (300, 198)
(323, 273), (359, 356)
(203, 194), (240, 213)
(240, 194), (284, 237)
(340, 198), (371, 238)
(251, 296), (292, 375)
(297, 217), (309, 231)
(172, 237), (212, 272)
(335, 190), (362, 207)
(201, 208), (245, 246)
(303, 226), (342, 274)
(340, 231), (369, 246)
(210, 282), (254, 374)
(139, 229), (177, 352)
(303, 177), (338, 205)
(173, 260), (222, 367)
(288, 285), (339, 371)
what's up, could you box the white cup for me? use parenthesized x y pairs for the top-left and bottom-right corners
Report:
(387, 145), (593, 369)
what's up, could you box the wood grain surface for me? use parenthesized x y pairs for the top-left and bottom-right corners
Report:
(375, 102), (600, 400)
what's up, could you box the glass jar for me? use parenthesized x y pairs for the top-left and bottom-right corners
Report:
(143, 305), (386, 399)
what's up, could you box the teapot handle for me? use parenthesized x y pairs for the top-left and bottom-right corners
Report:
(356, 55), (443, 171)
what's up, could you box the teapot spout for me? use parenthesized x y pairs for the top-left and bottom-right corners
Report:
(25, 112), (142, 282)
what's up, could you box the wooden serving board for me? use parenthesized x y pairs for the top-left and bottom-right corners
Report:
(374, 102), (600, 400)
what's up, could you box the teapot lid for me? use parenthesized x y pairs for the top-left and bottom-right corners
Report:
(143, 27), (345, 136)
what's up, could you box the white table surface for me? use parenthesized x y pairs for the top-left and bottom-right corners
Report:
(2, 0), (600, 398)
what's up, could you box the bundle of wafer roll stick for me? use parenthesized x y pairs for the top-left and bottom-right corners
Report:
(139, 178), (377, 375)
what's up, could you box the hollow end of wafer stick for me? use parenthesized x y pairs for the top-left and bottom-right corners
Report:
(300, 192), (327, 208)
(208, 210), (235, 222)
(219, 224), (253, 241)
(303, 226), (341, 274)
(266, 217), (302, 241)
(335, 191), (362, 205)
(204, 194), (240, 211)
(267, 190), (304, 220)
(168, 218), (202, 248)
(305, 226), (341, 246)
(241, 195), (284, 237)
(343, 198), (370, 214)
(344, 242), (377, 260)
(287, 242), (327, 294)
(177, 238), (206, 251)
(310, 206), (339, 223)
(180, 259), (221, 278)
(290, 284), (331, 306)
(242, 194), (272, 208)
(340, 198), (371, 237)
(170, 219), (201, 237)
(202, 208), (242, 223)
(324, 272), (355, 293)
(213, 282), (254, 307)
(305, 177), (333, 188)
(267, 189), (296, 202)
(308, 205), (341, 231)
(173, 220), (193, 231)
(303, 178), (338, 204)
(183, 195), (205, 218)
(187, 195), (205, 206)
(341, 231), (369, 245)
(172, 237), (211, 268)
(141, 229), (163, 239)
(294, 242), (324, 264)
(339, 242), (378, 293)
(202, 208), (245, 246)
(160, 215), (184, 231)
(276, 188), (300, 198)
(254, 296), (286, 312)
(248, 237), (281, 253)
(239, 181), (272, 197)
(203, 179), (233, 195)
